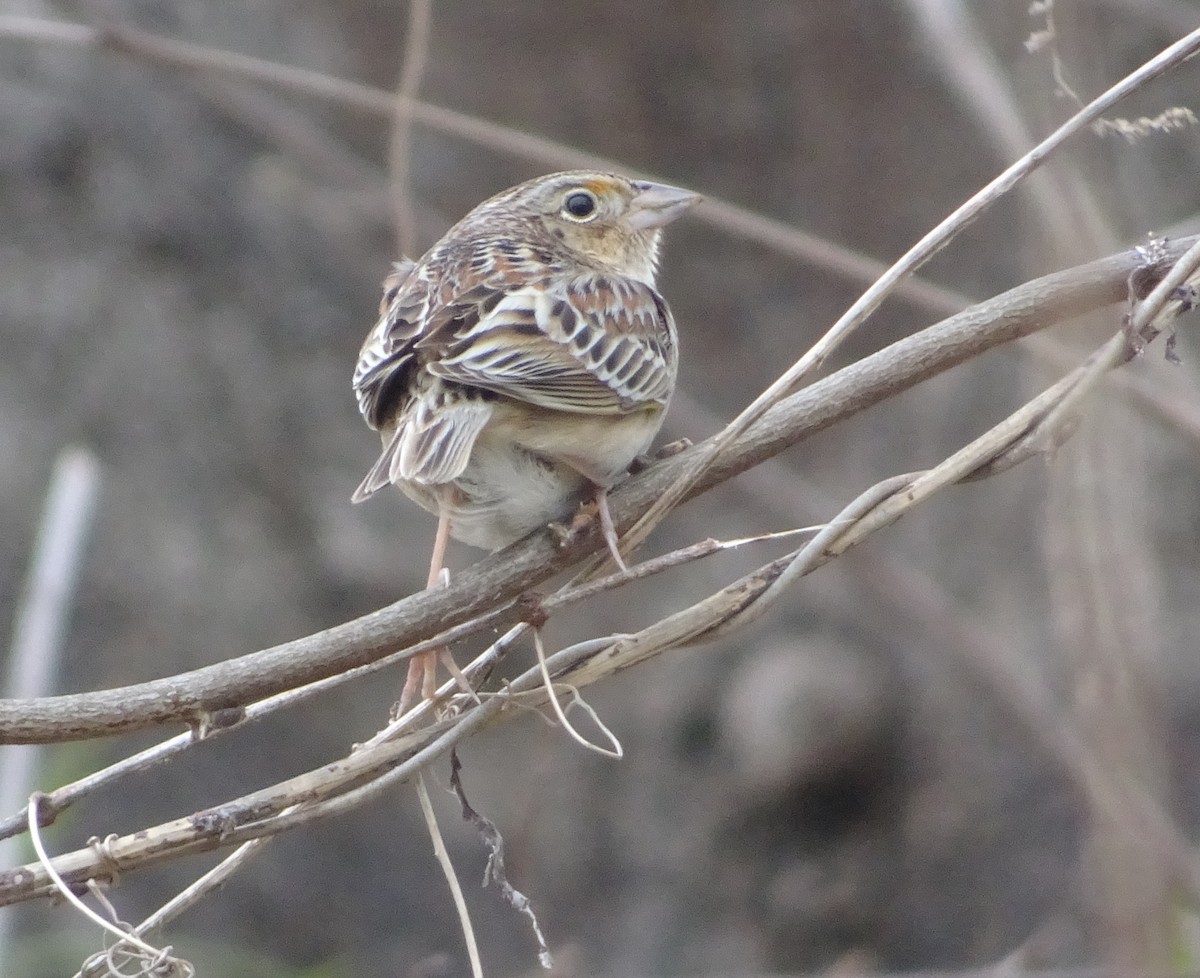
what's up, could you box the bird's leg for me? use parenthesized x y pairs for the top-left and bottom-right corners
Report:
(396, 651), (424, 715)
(397, 509), (465, 714)
(421, 511), (454, 698)
(427, 507), (452, 589)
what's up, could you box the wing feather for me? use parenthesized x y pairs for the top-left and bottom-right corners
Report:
(430, 276), (676, 414)
(353, 260), (429, 429)
(396, 395), (494, 485)
(352, 235), (679, 502)
(352, 386), (494, 500)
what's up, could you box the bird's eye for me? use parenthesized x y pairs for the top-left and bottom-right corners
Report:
(562, 190), (597, 220)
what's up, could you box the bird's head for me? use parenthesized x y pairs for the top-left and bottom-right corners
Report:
(477, 170), (701, 284)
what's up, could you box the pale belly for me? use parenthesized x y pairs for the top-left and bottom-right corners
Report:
(400, 403), (664, 551)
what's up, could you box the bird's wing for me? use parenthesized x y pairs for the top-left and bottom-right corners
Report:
(352, 258), (425, 430)
(427, 272), (678, 415)
(351, 384), (493, 500)
(352, 241), (678, 499)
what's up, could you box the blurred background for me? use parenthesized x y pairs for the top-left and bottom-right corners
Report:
(3, 1), (1200, 975)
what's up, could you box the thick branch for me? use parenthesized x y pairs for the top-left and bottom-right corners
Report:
(0, 239), (1187, 744)
(1, 242), (1196, 902)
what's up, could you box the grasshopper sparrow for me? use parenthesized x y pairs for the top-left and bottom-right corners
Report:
(352, 170), (699, 702)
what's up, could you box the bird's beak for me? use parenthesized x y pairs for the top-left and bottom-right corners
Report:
(626, 181), (702, 230)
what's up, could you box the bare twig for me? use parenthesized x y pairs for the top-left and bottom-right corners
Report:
(0, 237), (1192, 745)
(127, 838), (271, 939)
(830, 236), (1200, 557)
(0, 525), (784, 845)
(8, 363), (1200, 912)
(416, 773), (483, 978)
(27, 796), (193, 977)
(903, 0), (1113, 261)
(622, 22), (1200, 557)
(532, 630), (623, 758)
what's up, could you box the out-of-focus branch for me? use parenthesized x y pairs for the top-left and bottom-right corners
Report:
(388, 0), (434, 257)
(6, 10), (1199, 452)
(0, 449), (99, 964)
(0, 12), (967, 317)
(0, 448), (100, 788)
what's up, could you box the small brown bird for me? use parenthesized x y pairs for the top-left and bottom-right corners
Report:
(352, 170), (699, 703)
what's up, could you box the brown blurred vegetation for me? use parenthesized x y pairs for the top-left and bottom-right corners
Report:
(3, 1), (1200, 976)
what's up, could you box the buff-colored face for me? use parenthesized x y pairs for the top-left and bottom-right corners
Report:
(478, 171), (700, 283)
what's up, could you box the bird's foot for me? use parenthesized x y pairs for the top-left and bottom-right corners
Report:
(548, 490), (629, 572)
(629, 437), (692, 474)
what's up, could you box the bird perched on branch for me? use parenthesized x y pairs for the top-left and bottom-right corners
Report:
(352, 169), (700, 705)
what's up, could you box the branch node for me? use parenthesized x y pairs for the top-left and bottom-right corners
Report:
(190, 706), (246, 741)
(188, 807), (239, 841)
(515, 591), (549, 629)
(86, 833), (123, 886)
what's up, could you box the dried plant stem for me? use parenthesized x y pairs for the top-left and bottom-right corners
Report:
(26, 796), (189, 975)
(623, 21), (1200, 554)
(532, 630), (623, 758)
(416, 774), (483, 978)
(0, 529), (761, 843)
(6, 258), (1196, 905)
(0, 236), (1193, 746)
